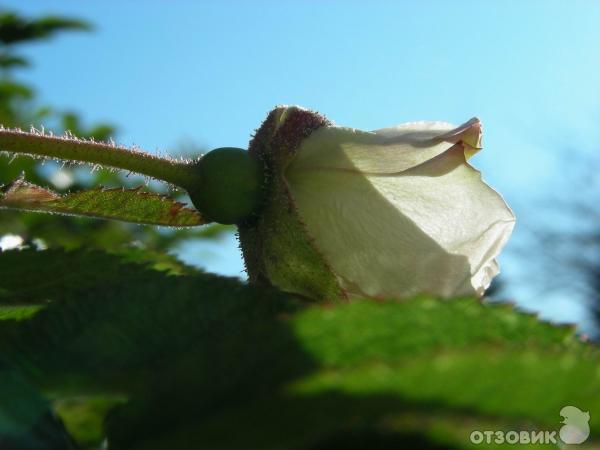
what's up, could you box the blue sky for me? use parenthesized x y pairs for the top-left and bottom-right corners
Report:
(4, 0), (600, 332)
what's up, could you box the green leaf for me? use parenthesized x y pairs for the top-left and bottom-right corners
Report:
(54, 396), (124, 450)
(3, 249), (598, 449)
(0, 248), (171, 306)
(0, 178), (205, 226)
(105, 299), (600, 450)
(0, 363), (76, 450)
(286, 300), (597, 433)
(0, 54), (28, 69)
(0, 306), (41, 320)
(0, 257), (299, 394)
(0, 12), (90, 45)
(0, 79), (33, 100)
(291, 297), (581, 365)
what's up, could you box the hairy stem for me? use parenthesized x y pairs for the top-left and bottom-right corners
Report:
(0, 128), (202, 190)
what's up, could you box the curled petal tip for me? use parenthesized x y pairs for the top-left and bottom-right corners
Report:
(440, 118), (482, 156)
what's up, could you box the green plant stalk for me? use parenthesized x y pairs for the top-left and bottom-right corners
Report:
(0, 128), (202, 190)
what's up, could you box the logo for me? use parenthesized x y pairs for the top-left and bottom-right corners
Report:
(469, 405), (590, 445)
(560, 406), (590, 445)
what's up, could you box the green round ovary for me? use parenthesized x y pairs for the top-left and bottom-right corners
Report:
(187, 147), (264, 225)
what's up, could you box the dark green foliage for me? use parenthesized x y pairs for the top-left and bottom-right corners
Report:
(0, 54), (27, 69)
(0, 362), (75, 450)
(0, 248), (181, 305)
(1, 248), (599, 449)
(0, 12), (89, 45)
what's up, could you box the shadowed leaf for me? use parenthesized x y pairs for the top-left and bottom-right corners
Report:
(0, 248), (175, 306)
(0, 363), (76, 450)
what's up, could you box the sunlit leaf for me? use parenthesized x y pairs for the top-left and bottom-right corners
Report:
(54, 396), (123, 450)
(0, 306), (41, 321)
(0, 178), (205, 226)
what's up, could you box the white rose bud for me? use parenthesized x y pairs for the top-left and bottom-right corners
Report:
(239, 106), (515, 301)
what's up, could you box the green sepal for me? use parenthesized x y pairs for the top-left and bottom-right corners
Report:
(238, 107), (346, 301)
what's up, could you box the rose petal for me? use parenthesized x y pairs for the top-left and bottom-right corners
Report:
(286, 139), (514, 299)
(288, 118), (482, 175)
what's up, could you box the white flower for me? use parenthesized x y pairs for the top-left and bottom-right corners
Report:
(239, 106), (515, 301)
